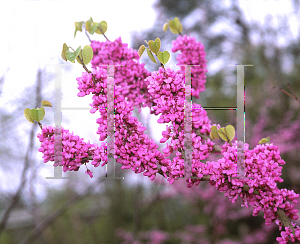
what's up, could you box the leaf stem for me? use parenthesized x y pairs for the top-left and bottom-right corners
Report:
(98, 25), (110, 42)
(38, 122), (42, 130)
(69, 46), (96, 85)
(85, 30), (92, 42)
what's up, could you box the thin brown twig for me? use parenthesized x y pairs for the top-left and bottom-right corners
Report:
(98, 25), (110, 42)
(69, 47), (96, 85)
(287, 83), (300, 103)
(85, 30), (92, 43)
(274, 85), (300, 105)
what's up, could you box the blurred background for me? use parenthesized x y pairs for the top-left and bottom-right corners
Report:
(0, 0), (300, 243)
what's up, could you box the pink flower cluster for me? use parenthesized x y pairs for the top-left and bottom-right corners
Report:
(90, 37), (152, 111)
(172, 35), (208, 99)
(145, 67), (215, 184)
(35, 35), (300, 243)
(276, 220), (300, 243)
(37, 126), (107, 177)
(198, 141), (300, 242)
(76, 66), (172, 181)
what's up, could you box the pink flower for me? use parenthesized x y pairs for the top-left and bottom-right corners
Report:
(85, 169), (93, 178)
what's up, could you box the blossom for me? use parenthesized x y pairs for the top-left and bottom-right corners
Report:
(172, 35), (208, 99)
(90, 37), (152, 111)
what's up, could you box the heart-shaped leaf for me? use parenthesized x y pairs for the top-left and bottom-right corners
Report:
(138, 45), (145, 57)
(169, 19), (179, 34)
(173, 17), (182, 33)
(66, 46), (81, 63)
(24, 108), (34, 123)
(218, 128), (228, 142)
(76, 45), (93, 65)
(61, 43), (69, 62)
(41, 100), (52, 107)
(90, 22), (98, 35)
(85, 17), (93, 33)
(225, 125), (235, 142)
(147, 48), (157, 64)
(29, 107), (45, 122)
(209, 125), (219, 140)
(169, 17), (182, 34)
(148, 37), (161, 55)
(157, 51), (170, 65)
(74, 21), (83, 38)
(163, 22), (168, 32)
(96, 21), (107, 34)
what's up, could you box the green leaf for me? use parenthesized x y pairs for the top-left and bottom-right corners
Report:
(173, 17), (183, 33)
(96, 21), (107, 34)
(163, 22), (168, 32)
(225, 125), (235, 142)
(157, 51), (170, 65)
(218, 128), (228, 142)
(209, 126), (219, 140)
(61, 43), (69, 62)
(24, 108), (34, 123)
(29, 107), (45, 122)
(258, 137), (270, 144)
(169, 17), (182, 34)
(90, 22), (98, 35)
(85, 21), (91, 33)
(147, 48), (157, 64)
(148, 37), (161, 55)
(138, 45), (145, 57)
(74, 21), (83, 38)
(85, 17), (93, 33)
(76, 45), (93, 65)
(41, 100), (52, 107)
(66, 46), (81, 62)
(169, 20), (179, 34)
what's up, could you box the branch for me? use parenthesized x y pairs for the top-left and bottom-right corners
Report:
(274, 84), (300, 105)
(0, 123), (34, 235)
(19, 193), (82, 244)
(0, 69), (43, 236)
(19, 178), (104, 244)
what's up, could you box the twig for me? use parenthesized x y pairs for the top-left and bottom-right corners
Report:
(274, 85), (300, 105)
(287, 83), (300, 104)
(98, 25), (110, 42)
(19, 178), (103, 244)
(69, 47), (96, 85)
(0, 124), (35, 235)
(0, 69), (43, 236)
(85, 30), (92, 43)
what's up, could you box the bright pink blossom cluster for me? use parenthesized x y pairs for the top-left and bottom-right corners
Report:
(276, 221), (300, 243)
(171, 35), (208, 99)
(146, 66), (215, 185)
(36, 34), (300, 243)
(76, 66), (171, 181)
(90, 37), (151, 111)
(37, 126), (107, 177)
